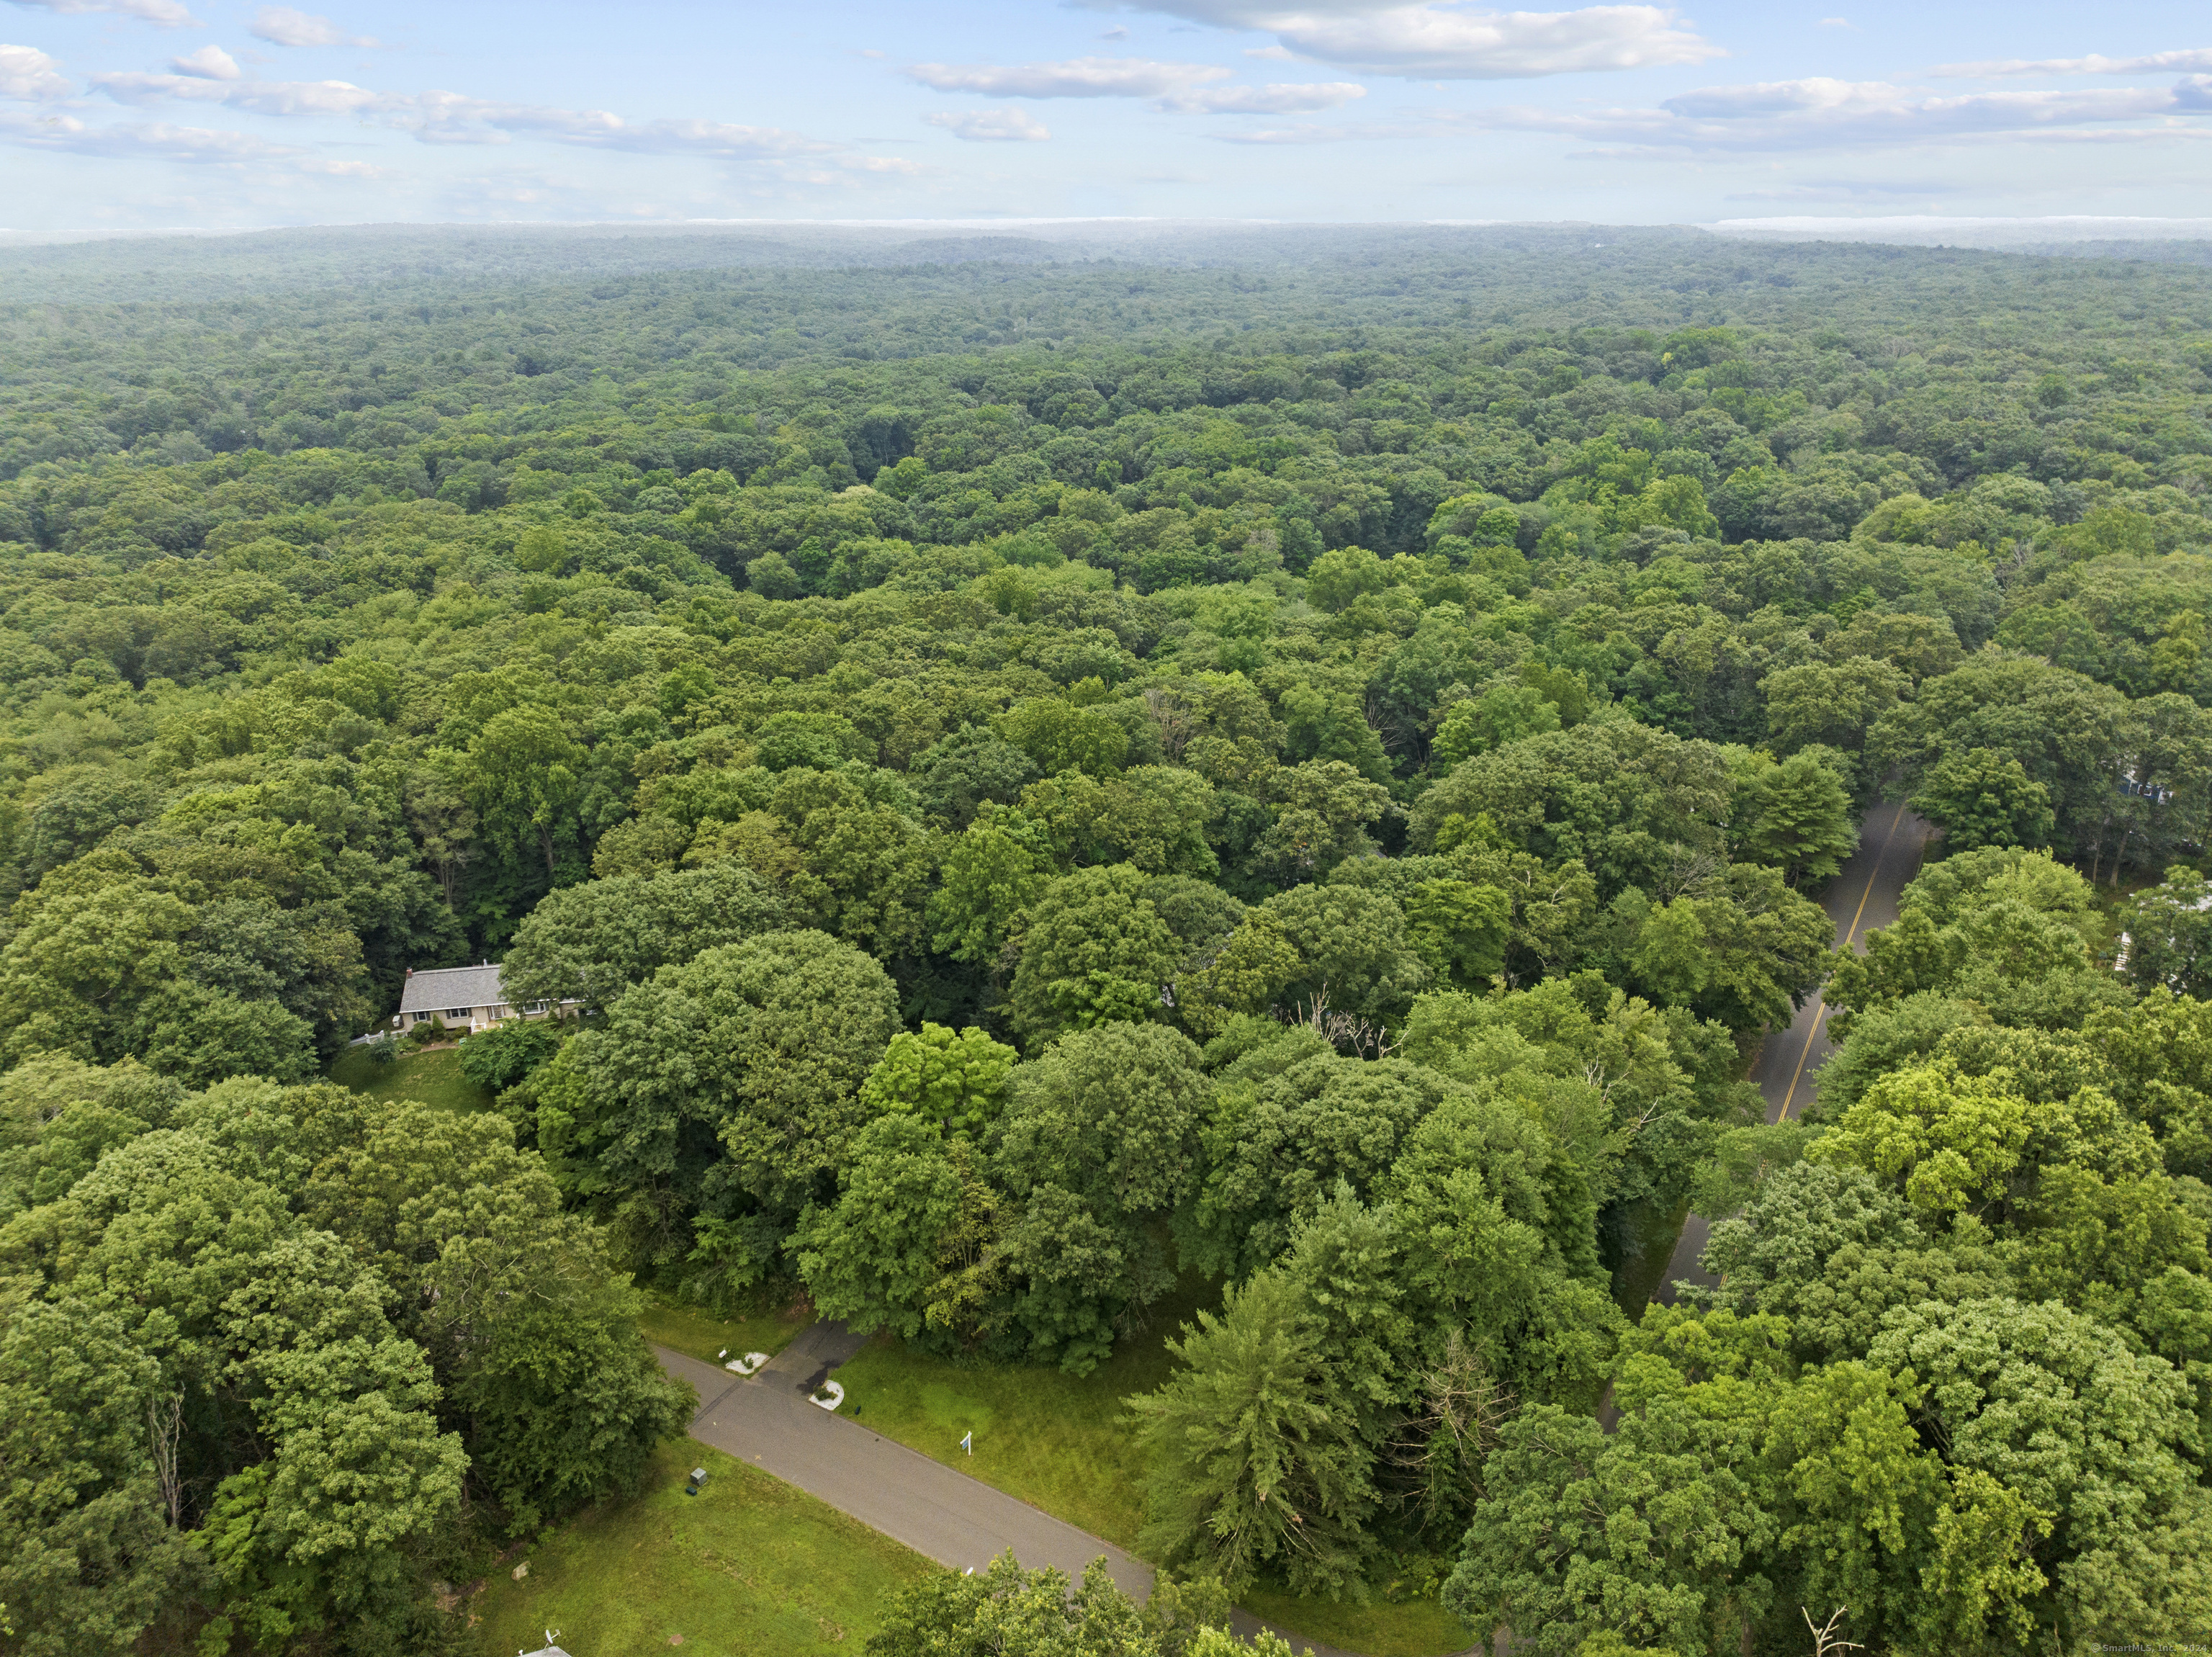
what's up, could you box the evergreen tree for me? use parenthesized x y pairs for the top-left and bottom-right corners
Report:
(1128, 1271), (1375, 1596)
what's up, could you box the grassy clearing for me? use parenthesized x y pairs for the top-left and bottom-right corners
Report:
(828, 1278), (1473, 1657)
(1241, 1583), (1472, 1657)
(326, 1043), (494, 1115)
(637, 1291), (814, 1370)
(470, 1440), (935, 1657)
(828, 1275), (1215, 1548)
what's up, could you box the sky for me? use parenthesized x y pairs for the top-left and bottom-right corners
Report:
(1, 0), (2209, 234)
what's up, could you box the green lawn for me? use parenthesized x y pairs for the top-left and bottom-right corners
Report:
(828, 1280), (1473, 1657)
(637, 1291), (814, 1370)
(829, 1277), (1214, 1549)
(326, 1043), (495, 1115)
(472, 1440), (935, 1657)
(1241, 1582), (1473, 1657)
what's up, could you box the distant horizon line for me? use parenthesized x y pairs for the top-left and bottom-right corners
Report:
(4, 213), (2212, 249)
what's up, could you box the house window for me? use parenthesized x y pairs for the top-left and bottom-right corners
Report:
(444, 1008), (472, 1020)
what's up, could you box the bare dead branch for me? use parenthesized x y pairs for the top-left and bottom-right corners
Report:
(1802, 1607), (1862, 1657)
(149, 1391), (185, 1530)
(1275, 984), (1403, 1059)
(1381, 1331), (1516, 1528)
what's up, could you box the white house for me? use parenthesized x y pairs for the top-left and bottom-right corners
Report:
(393, 964), (554, 1034)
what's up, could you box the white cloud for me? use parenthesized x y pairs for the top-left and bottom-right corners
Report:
(1244, 43), (1295, 58)
(1215, 121), (1370, 141)
(86, 66), (841, 156)
(1160, 78), (1364, 110)
(68, 53), (897, 193)
(0, 109), (300, 160)
(1084, 2), (1721, 79)
(907, 55), (1231, 98)
(1930, 48), (2212, 78)
(1212, 114), (1434, 140)
(925, 107), (1052, 140)
(169, 44), (240, 80)
(379, 94), (831, 156)
(503, 113), (830, 157)
(248, 6), (379, 48)
(1270, 4), (1719, 77)
(0, 42), (70, 99)
(294, 153), (385, 176)
(7, 0), (197, 24)
(1723, 179), (1950, 201)
(1457, 76), (2211, 151)
(93, 69), (384, 115)
(905, 53), (1358, 114)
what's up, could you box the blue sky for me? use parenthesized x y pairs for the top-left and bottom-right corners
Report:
(1, 0), (2208, 233)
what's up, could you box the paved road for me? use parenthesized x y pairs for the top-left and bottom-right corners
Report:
(657, 1334), (1398, 1657)
(641, 818), (1940, 1651)
(1653, 802), (1932, 1303)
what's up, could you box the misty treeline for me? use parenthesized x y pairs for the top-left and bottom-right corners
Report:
(1, 225), (2211, 1653)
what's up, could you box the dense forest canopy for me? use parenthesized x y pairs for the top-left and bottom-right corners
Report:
(2, 223), (2211, 1656)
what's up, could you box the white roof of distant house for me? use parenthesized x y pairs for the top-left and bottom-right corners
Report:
(397, 964), (508, 1015)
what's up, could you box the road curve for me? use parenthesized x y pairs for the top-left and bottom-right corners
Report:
(1653, 802), (1933, 1303)
(638, 819), (1934, 1652)
(655, 1336), (1399, 1657)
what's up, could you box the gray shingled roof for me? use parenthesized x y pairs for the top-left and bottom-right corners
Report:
(397, 964), (508, 1015)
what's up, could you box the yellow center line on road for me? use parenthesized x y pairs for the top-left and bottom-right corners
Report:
(1776, 801), (1907, 1122)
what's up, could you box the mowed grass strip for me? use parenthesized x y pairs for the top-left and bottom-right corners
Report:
(827, 1277), (1472, 1657)
(827, 1278), (1214, 1548)
(637, 1293), (814, 1371)
(472, 1441), (935, 1657)
(1238, 1583), (1473, 1657)
(326, 1044), (495, 1115)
